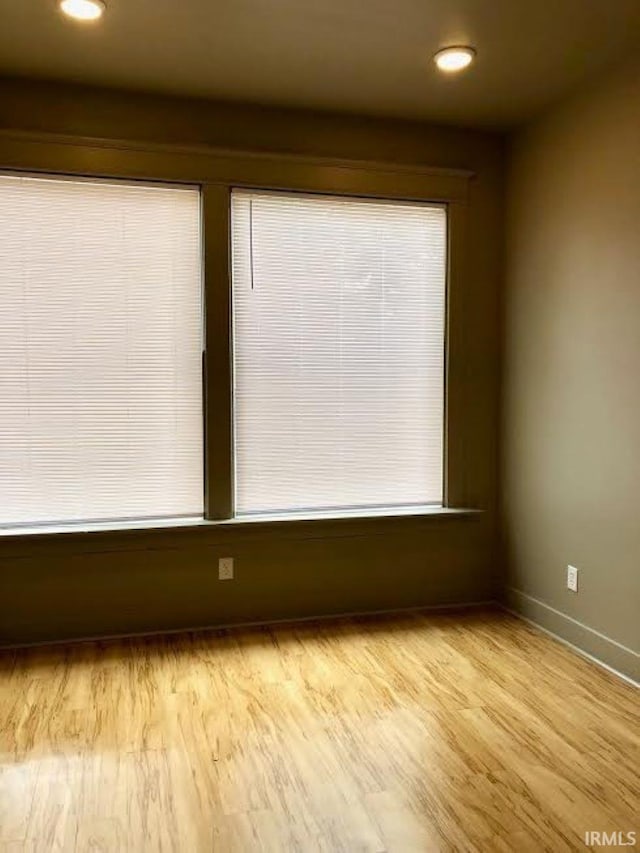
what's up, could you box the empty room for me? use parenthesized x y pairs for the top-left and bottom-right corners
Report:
(0, 1), (638, 850)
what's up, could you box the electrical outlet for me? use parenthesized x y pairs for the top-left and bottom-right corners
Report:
(218, 557), (234, 580)
(567, 565), (579, 592)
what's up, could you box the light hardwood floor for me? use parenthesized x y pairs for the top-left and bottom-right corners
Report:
(1, 608), (638, 852)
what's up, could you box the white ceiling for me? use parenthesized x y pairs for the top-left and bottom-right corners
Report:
(1, 0), (639, 127)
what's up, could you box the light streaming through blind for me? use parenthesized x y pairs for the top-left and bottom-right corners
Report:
(0, 174), (203, 527)
(232, 190), (446, 516)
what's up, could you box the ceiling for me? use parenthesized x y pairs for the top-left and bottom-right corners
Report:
(1, 0), (639, 128)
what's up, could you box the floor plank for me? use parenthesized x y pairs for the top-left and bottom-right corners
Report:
(1, 608), (638, 852)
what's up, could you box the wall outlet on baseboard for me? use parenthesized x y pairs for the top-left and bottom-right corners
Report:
(567, 565), (579, 593)
(218, 557), (234, 580)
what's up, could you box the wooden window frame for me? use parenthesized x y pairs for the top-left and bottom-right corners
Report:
(0, 130), (474, 525)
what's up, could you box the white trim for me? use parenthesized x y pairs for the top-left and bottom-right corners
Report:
(502, 588), (639, 687)
(7, 591), (637, 690)
(1, 600), (495, 651)
(0, 506), (479, 539)
(501, 605), (639, 689)
(507, 590), (638, 656)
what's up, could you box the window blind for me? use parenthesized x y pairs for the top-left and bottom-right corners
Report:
(0, 174), (203, 527)
(231, 190), (446, 516)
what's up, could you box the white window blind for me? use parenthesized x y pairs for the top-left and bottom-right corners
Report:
(232, 190), (447, 516)
(0, 174), (203, 528)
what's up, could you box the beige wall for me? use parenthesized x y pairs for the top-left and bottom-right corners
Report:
(0, 78), (504, 644)
(503, 60), (640, 679)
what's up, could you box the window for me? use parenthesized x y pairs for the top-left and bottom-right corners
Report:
(0, 174), (203, 528)
(0, 169), (454, 532)
(231, 190), (447, 516)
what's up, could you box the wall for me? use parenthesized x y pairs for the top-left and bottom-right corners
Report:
(0, 77), (504, 645)
(503, 60), (640, 680)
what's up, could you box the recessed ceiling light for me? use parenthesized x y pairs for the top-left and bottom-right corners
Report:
(59, 0), (106, 21)
(433, 46), (476, 73)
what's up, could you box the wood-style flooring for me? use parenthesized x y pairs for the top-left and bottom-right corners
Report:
(1, 608), (638, 852)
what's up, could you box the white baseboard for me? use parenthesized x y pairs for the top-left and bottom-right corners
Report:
(503, 587), (639, 686)
(2, 599), (496, 650)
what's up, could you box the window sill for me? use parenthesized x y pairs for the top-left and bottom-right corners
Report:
(0, 506), (481, 541)
(228, 505), (477, 524)
(0, 515), (206, 539)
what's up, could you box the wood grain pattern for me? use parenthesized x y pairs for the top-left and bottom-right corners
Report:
(1, 608), (638, 851)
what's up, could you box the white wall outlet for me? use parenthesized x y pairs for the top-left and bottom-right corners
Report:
(218, 557), (234, 580)
(567, 565), (579, 592)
